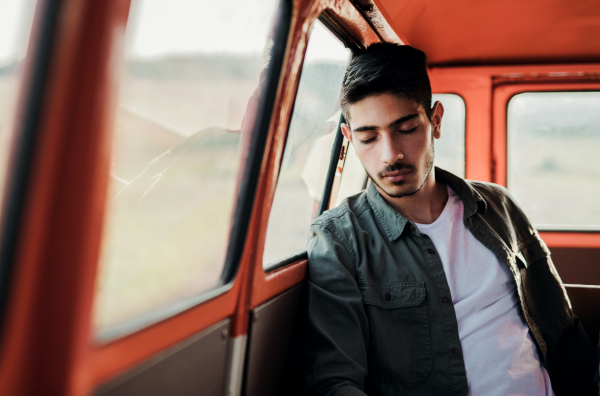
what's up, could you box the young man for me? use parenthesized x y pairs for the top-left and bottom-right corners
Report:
(299, 43), (596, 395)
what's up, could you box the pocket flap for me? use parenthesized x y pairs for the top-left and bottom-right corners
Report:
(361, 281), (426, 309)
(518, 234), (551, 267)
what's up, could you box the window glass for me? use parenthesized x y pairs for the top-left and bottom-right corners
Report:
(334, 143), (367, 206)
(432, 93), (465, 177)
(94, 0), (279, 332)
(508, 92), (600, 230)
(0, 0), (37, 205)
(262, 20), (349, 269)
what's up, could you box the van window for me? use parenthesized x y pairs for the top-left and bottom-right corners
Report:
(93, 0), (280, 335)
(432, 93), (465, 178)
(507, 91), (600, 230)
(334, 143), (367, 207)
(262, 20), (350, 269)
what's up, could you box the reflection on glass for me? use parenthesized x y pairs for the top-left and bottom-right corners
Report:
(508, 92), (600, 230)
(94, 0), (279, 332)
(335, 143), (367, 207)
(262, 20), (349, 269)
(432, 94), (465, 177)
(0, 0), (37, 207)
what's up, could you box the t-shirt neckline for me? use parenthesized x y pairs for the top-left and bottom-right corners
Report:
(414, 185), (455, 229)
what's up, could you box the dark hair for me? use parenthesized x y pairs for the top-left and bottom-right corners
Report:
(340, 43), (432, 123)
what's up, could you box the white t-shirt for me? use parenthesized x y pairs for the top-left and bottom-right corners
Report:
(415, 186), (553, 396)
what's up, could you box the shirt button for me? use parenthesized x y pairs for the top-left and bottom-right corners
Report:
(409, 224), (415, 231)
(427, 248), (435, 254)
(384, 293), (392, 301)
(442, 297), (449, 304)
(451, 348), (459, 356)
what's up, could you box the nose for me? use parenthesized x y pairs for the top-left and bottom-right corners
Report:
(380, 133), (404, 164)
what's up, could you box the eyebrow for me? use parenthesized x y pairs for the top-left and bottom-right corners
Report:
(352, 114), (419, 133)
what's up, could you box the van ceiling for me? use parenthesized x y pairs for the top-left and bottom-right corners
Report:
(375, 0), (600, 66)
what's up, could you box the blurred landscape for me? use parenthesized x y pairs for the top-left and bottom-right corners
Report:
(95, 54), (262, 329)
(0, 63), (22, 206)
(508, 92), (600, 229)
(432, 93), (465, 177)
(263, 58), (348, 267)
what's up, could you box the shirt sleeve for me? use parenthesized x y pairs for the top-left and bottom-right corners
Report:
(298, 222), (369, 396)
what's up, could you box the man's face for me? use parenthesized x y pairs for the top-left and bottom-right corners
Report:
(341, 93), (443, 199)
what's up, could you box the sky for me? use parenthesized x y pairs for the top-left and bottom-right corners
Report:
(125, 0), (349, 62)
(0, 0), (349, 67)
(304, 20), (350, 63)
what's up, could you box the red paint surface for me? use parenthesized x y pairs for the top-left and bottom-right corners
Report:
(377, 0), (600, 66)
(91, 290), (238, 384)
(433, 65), (600, 251)
(431, 64), (600, 183)
(0, 0), (130, 394)
(540, 232), (600, 249)
(430, 68), (493, 181)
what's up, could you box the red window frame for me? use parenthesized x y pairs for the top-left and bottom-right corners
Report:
(492, 79), (600, 249)
(431, 64), (600, 250)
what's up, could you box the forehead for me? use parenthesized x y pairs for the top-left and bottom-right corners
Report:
(348, 93), (425, 128)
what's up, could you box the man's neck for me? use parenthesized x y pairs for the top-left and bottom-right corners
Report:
(377, 169), (448, 225)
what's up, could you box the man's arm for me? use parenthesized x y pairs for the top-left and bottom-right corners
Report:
(299, 222), (369, 396)
(491, 183), (598, 395)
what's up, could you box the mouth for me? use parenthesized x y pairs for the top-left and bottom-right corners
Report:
(381, 168), (412, 182)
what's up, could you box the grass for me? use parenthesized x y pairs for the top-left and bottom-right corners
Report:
(95, 126), (242, 328)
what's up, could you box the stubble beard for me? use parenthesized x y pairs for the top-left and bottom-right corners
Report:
(367, 139), (435, 199)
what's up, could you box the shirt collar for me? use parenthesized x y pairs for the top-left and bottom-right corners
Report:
(366, 167), (487, 242)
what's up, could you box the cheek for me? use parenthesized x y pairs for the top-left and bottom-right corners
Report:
(401, 135), (428, 159)
(355, 150), (372, 166)
(354, 146), (379, 170)
(354, 142), (375, 158)
(414, 130), (432, 152)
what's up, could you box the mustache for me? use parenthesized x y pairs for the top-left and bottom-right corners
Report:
(378, 163), (416, 178)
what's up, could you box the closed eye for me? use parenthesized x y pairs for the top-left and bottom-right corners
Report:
(399, 126), (418, 134)
(359, 136), (377, 145)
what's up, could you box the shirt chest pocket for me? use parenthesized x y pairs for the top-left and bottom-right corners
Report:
(360, 281), (432, 384)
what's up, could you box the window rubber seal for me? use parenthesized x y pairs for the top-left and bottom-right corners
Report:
(318, 114), (347, 217)
(220, 0), (292, 284)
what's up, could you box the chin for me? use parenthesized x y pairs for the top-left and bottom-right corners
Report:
(377, 179), (421, 199)
(386, 186), (420, 199)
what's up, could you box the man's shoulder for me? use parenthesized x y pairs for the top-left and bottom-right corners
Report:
(311, 189), (372, 229)
(466, 179), (510, 198)
(306, 191), (373, 276)
(437, 167), (515, 208)
(465, 179), (520, 208)
(463, 179), (533, 234)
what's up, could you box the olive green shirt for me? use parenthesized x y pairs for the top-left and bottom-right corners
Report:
(299, 168), (596, 396)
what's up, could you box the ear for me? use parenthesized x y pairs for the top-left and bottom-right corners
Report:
(431, 101), (444, 139)
(341, 122), (353, 144)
